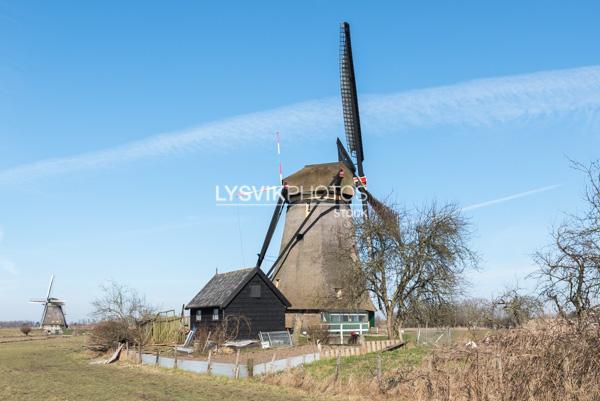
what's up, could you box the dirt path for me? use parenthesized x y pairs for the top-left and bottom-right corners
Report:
(0, 337), (339, 401)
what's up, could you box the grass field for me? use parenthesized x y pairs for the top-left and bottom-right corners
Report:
(0, 335), (342, 401)
(303, 345), (428, 382)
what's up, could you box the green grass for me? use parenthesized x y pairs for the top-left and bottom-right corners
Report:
(0, 336), (338, 401)
(304, 345), (429, 382)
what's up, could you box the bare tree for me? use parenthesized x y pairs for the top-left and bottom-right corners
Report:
(91, 281), (156, 360)
(532, 160), (600, 319)
(453, 298), (494, 328)
(492, 286), (543, 328)
(345, 201), (478, 339)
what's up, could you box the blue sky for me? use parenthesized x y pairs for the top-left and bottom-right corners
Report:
(1, 1), (600, 321)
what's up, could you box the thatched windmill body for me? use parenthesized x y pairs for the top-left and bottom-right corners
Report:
(256, 23), (387, 337)
(29, 274), (68, 334)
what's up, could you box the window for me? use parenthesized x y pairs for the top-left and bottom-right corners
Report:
(212, 308), (219, 321)
(195, 310), (202, 321)
(250, 284), (261, 298)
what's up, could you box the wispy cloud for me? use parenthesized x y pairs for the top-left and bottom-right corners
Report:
(2, 65), (600, 185)
(461, 184), (561, 212)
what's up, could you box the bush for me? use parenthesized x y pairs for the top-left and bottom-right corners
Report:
(20, 325), (32, 336)
(264, 318), (600, 401)
(86, 320), (133, 352)
(305, 324), (329, 345)
(213, 315), (251, 344)
(193, 326), (212, 353)
(406, 318), (600, 401)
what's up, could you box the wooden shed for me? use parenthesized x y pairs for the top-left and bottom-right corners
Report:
(185, 267), (290, 339)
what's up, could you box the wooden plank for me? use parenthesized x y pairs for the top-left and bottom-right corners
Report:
(382, 342), (405, 352)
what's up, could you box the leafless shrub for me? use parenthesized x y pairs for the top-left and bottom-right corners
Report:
(213, 315), (251, 344)
(90, 282), (155, 361)
(492, 286), (543, 328)
(19, 325), (32, 336)
(305, 324), (330, 345)
(193, 326), (212, 353)
(405, 319), (600, 401)
(265, 318), (600, 401)
(86, 320), (133, 352)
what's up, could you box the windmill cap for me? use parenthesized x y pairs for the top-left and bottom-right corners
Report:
(283, 162), (354, 197)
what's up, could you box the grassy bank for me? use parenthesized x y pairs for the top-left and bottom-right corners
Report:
(0, 336), (340, 401)
(304, 345), (428, 382)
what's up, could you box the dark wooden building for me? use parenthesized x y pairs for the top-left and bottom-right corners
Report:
(185, 267), (290, 339)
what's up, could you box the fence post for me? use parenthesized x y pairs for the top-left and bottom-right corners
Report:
(269, 351), (277, 374)
(138, 343), (143, 364)
(207, 349), (212, 375)
(155, 348), (160, 366)
(173, 346), (178, 369)
(234, 349), (240, 379)
(247, 358), (254, 378)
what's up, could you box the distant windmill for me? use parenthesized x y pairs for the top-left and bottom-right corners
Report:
(29, 274), (68, 334)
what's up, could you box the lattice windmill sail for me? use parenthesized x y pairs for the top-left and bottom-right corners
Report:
(337, 22), (397, 220)
(339, 22), (364, 167)
(29, 274), (68, 334)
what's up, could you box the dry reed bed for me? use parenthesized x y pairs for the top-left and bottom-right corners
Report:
(263, 319), (600, 401)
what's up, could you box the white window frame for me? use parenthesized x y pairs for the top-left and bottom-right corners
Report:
(195, 310), (202, 321)
(212, 308), (219, 321)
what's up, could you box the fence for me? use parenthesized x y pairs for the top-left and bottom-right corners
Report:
(122, 339), (400, 379)
(412, 326), (453, 346)
(324, 322), (370, 344)
(133, 350), (318, 379)
(320, 339), (401, 359)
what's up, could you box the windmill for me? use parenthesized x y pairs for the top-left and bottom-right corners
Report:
(255, 22), (392, 337)
(29, 274), (68, 334)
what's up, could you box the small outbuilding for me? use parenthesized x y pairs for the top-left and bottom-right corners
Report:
(185, 267), (290, 339)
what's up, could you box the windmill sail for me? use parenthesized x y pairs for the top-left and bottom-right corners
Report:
(46, 274), (54, 299)
(340, 22), (364, 169)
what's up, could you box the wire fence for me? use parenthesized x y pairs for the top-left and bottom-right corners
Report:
(406, 326), (454, 346)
